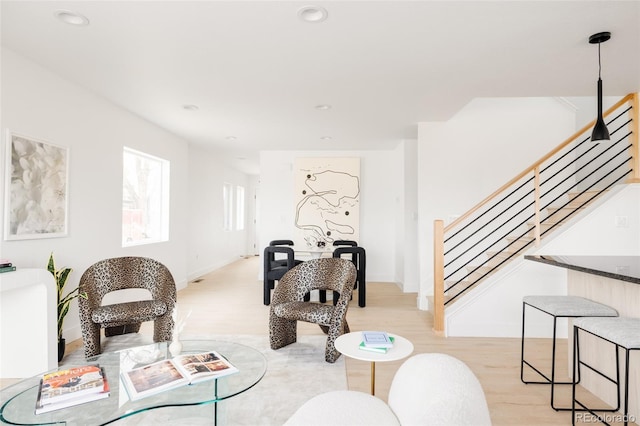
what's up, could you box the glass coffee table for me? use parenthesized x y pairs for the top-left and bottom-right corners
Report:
(0, 340), (267, 425)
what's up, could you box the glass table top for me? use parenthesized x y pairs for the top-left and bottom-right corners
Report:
(0, 340), (267, 425)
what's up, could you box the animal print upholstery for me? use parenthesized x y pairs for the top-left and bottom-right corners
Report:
(269, 258), (356, 363)
(78, 257), (177, 359)
(91, 300), (168, 326)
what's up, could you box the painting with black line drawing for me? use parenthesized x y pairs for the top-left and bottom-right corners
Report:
(294, 157), (360, 248)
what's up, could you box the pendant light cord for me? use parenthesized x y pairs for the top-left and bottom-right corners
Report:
(598, 42), (602, 79)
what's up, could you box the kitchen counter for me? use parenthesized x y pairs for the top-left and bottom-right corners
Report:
(524, 255), (640, 284)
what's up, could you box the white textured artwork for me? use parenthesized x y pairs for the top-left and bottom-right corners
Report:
(294, 157), (360, 248)
(4, 132), (69, 240)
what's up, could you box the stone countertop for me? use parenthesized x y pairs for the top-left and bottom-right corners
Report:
(524, 255), (640, 284)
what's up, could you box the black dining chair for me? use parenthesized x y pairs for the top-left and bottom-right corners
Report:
(332, 240), (358, 263)
(318, 240), (359, 303)
(333, 240), (357, 247)
(269, 240), (300, 268)
(333, 246), (366, 307)
(270, 240), (295, 246)
(263, 245), (304, 305)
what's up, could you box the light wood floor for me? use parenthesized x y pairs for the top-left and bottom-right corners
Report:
(4, 256), (632, 425)
(169, 256), (570, 425)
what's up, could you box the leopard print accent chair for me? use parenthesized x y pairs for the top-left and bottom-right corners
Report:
(269, 258), (357, 363)
(78, 257), (177, 359)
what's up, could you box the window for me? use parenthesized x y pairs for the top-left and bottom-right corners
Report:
(236, 185), (245, 231)
(223, 182), (233, 231)
(122, 147), (170, 246)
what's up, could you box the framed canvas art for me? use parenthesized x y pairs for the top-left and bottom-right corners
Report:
(4, 131), (69, 240)
(293, 157), (360, 248)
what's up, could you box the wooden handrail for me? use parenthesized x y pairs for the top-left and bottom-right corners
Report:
(432, 93), (638, 334)
(433, 220), (445, 333)
(444, 93), (635, 233)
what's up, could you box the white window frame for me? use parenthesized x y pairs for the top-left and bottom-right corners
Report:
(235, 185), (245, 231)
(223, 182), (233, 231)
(122, 147), (170, 247)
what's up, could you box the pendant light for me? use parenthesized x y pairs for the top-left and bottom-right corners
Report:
(589, 32), (611, 143)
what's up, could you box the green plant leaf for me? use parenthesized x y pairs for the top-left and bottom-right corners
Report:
(47, 252), (55, 275)
(48, 253), (80, 341)
(59, 288), (80, 306)
(58, 267), (72, 290)
(58, 303), (70, 341)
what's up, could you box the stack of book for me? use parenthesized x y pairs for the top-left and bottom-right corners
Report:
(0, 259), (16, 273)
(35, 365), (110, 414)
(359, 331), (395, 354)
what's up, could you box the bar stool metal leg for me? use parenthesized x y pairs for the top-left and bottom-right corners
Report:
(572, 325), (621, 425)
(521, 302), (577, 411)
(521, 296), (618, 412)
(571, 318), (639, 426)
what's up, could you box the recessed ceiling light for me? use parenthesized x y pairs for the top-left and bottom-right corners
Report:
(226, 136), (238, 141)
(183, 104), (199, 111)
(298, 6), (328, 23)
(320, 136), (333, 140)
(54, 10), (90, 26)
(315, 104), (332, 110)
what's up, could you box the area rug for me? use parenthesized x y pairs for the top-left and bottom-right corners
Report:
(61, 333), (347, 425)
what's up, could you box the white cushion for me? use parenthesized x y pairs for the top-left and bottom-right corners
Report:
(388, 353), (492, 426)
(574, 317), (640, 349)
(284, 353), (492, 426)
(523, 296), (617, 317)
(284, 390), (400, 426)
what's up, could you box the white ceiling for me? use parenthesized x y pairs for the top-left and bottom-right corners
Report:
(2, 1), (639, 175)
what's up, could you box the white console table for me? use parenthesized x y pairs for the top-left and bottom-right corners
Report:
(0, 268), (57, 378)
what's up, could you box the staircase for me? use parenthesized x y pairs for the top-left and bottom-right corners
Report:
(443, 190), (602, 302)
(433, 93), (639, 333)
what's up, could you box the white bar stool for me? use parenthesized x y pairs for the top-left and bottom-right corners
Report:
(521, 295), (618, 410)
(572, 317), (640, 426)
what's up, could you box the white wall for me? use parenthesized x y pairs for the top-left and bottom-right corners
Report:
(417, 97), (577, 309)
(0, 48), (251, 343)
(0, 47), (186, 342)
(563, 96), (621, 129)
(258, 150), (404, 283)
(186, 145), (255, 280)
(537, 183), (640, 255)
(396, 140), (419, 292)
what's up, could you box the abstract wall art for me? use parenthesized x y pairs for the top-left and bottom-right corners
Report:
(293, 157), (360, 248)
(4, 132), (69, 240)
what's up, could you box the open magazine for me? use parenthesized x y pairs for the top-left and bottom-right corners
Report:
(121, 351), (239, 401)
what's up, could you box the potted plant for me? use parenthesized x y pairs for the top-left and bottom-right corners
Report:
(47, 252), (86, 361)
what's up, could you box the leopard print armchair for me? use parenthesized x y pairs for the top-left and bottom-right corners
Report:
(78, 257), (177, 359)
(269, 258), (356, 363)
